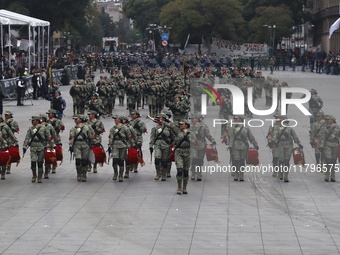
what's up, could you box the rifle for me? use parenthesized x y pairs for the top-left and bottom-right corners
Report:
(23, 126), (42, 158)
(169, 131), (190, 160)
(69, 126), (84, 162)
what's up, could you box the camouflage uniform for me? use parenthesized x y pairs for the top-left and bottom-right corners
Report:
(23, 116), (52, 183)
(69, 115), (95, 182)
(308, 89), (323, 125)
(108, 116), (131, 182)
(87, 93), (105, 116)
(69, 81), (84, 115)
(149, 113), (171, 181)
(310, 112), (326, 165)
(4, 111), (20, 174)
(169, 95), (188, 123)
(229, 116), (259, 181)
(218, 93), (232, 138)
(123, 117), (137, 178)
(266, 116), (281, 177)
(190, 113), (215, 181)
(272, 118), (302, 182)
(129, 110), (147, 173)
(319, 115), (340, 182)
(0, 115), (17, 179)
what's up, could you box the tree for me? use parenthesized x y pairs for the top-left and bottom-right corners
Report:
(248, 5), (294, 45)
(160, 0), (245, 53)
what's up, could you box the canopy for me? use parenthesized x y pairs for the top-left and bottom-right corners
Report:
(0, 9), (49, 27)
(0, 17), (10, 25)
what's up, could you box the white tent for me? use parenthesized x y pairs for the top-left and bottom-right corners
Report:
(0, 16), (11, 71)
(0, 9), (50, 72)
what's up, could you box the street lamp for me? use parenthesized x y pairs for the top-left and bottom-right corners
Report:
(263, 25), (276, 57)
(145, 24), (157, 51)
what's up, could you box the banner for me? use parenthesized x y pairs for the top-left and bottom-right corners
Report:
(211, 38), (268, 56)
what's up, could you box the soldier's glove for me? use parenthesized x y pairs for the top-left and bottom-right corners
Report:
(212, 141), (217, 145)
(134, 123), (140, 129)
(149, 147), (153, 154)
(298, 144), (303, 149)
(23, 148), (27, 154)
(164, 118), (170, 123)
(254, 145), (259, 150)
(69, 147), (73, 153)
(107, 147), (112, 154)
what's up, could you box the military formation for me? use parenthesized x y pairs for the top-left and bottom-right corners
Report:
(1, 57), (339, 196)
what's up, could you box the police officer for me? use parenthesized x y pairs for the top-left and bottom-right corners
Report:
(272, 116), (303, 182)
(69, 115), (95, 182)
(149, 113), (171, 181)
(108, 115), (131, 182)
(229, 116), (259, 182)
(0, 114), (17, 179)
(16, 76), (26, 106)
(319, 115), (340, 182)
(23, 116), (52, 183)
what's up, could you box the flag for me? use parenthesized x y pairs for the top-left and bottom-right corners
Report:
(329, 18), (340, 38)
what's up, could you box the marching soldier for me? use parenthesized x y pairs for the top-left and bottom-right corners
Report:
(87, 110), (105, 173)
(69, 80), (83, 115)
(40, 114), (61, 179)
(4, 111), (20, 174)
(218, 92), (232, 139)
(310, 111), (326, 166)
(190, 113), (216, 181)
(46, 109), (64, 174)
(266, 114), (281, 177)
(168, 94), (188, 123)
(173, 119), (194, 194)
(149, 113), (172, 181)
(228, 116), (259, 182)
(130, 110), (147, 173)
(272, 116), (303, 182)
(69, 115), (95, 182)
(0, 115), (17, 179)
(308, 89), (323, 125)
(108, 115), (131, 182)
(319, 115), (340, 182)
(87, 93), (105, 117)
(23, 116), (52, 183)
(122, 116), (137, 178)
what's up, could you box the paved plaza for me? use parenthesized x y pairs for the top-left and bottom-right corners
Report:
(1, 69), (340, 255)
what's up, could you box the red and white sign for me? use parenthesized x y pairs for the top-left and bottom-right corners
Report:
(162, 40), (168, 47)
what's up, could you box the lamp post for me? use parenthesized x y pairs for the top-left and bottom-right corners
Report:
(145, 24), (157, 51)
(263, 25), (276, 57)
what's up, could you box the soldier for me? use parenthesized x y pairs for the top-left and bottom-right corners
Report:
(168, 94), (188, 123)
(269, 57), (275, 74)
(310, 111), (326, 166)
(40, 114), (61, 179)
(69, 80), (83, 115)
(4, 111), (20, 174)
(163, 110), (175, 177)
(97, 81), (108, 116)
(218, 93), (232, 139)
(263, 76), (273, 107)
(87, 93), (105, 116)
(173, 120), (194, 194)
(190, 113), (216, 181)
(46, 109), (64, 174)
(129, 110), (147, 173)
(272, 116), (303, 182)
(122, 116), (137, 178)
(308, 89), (323, 125)
(319, 115), (340, 182)
(228, 116), (259, 182)
(266, 114), (281, 177)
(149, 113), (172, 181)
(87, 110), (105, 173)
(23, 116), (52, 183)
(69, 115), (95, 182)
(0, 115), (17, 179)
(108, 116), (131, 182)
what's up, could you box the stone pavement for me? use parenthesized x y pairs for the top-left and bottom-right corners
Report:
(0, 69), (340, 255)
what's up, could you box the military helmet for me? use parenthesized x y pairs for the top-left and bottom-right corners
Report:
(46, 109), (57, 115)
(130, 110), (140, 117)
(87, 110), (99, 116)
(316, 111), (324, 117)
(325, 114), (336, 121)
(310, 89), (317, 94)
(30, 116), (41, 121)
(4, 111), (13, 116)
(39, 114), (47, 120)
(179, 119), (190, 127)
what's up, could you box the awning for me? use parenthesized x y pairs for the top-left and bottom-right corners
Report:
(0, 17), (10, 25)
(0, 9), (49, 27)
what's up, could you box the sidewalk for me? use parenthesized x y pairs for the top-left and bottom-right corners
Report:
(0, 70), (339, 255)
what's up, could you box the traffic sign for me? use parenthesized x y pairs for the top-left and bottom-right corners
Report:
(162, 40), (168, 47)
(161, 33), (169, 41)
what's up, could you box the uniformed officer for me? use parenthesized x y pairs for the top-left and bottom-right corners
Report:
(87, 93), (105, 117)
(266, 114), (281, 177)
(308, 89), (323, 125)
(69, 115), (95, 182)
(149, 113), (171, 181)
(4, 111), (20, 174)
(218, 93), (232, 139)
(272, 116), (303, 182)
(319, 115), (340, 182)
(174, 119), (194, 194)
(129, 110), (147, 173)
(108, 115), (131, 182)
(0, 114), (17, 179)
(310, 111), (326, 166)
(87, 110), (105, 173)
(23, 116), (52, 183)
(190, 112), (216, 181)
(228, 116), (259, 182)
